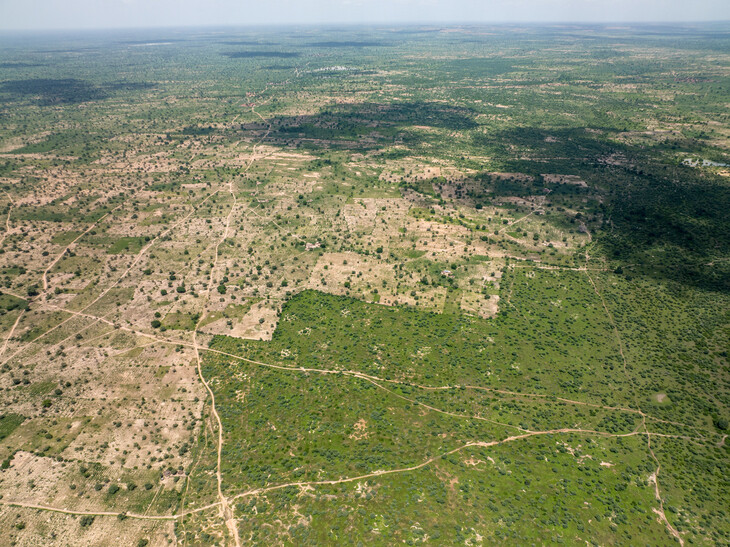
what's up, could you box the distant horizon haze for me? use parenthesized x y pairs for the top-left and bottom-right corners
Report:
(1, 0), (729, 31)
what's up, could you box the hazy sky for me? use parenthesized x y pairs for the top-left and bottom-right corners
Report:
(1, 0), (729, 30)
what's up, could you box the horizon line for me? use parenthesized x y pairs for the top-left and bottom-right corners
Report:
(2, 20), (730, 33)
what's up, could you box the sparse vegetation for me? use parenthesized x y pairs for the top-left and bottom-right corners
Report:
(0, 22), (727, 546)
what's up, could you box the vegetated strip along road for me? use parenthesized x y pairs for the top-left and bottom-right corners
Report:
(1, 425), (692, 523)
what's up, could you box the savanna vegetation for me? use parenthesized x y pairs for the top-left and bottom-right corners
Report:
(0, 22), (727, 546)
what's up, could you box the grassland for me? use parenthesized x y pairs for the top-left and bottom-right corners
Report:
(0, 23), (728, 546)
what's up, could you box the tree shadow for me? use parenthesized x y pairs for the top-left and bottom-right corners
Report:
(0, 62), (46, 69)
(309, 41), (391, 48)
(445, 58), (516, 77)
(219, 41), (276, 46)
(0, 78), (154, 105)
(473, 126), (730, 292)
(223, 51), (300, 59)
(258, 101), (478, 148)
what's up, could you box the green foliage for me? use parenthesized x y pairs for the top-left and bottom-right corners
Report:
(1, 23), (728, 545)
(107, 237), (146, 254)
(0, 414), (24, 441)
(0, 293), (27, 312)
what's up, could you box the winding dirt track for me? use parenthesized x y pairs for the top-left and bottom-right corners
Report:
(0, 259), (704, 545)
(0, 425), (684, 523)
(14, 295), (714, 440)
(0, 296), (709, 532)
(1, 283), (706, 545)
(584, 245), (684, 546)
(0, 77), (703, 546)
(0, 206), (117, 360)
(0, 190), (220, 369)
(42, 205), (122, 292)
(192, 160), (243, 547)
(0, 191), (14, 247)
(190, 99), (273, 546)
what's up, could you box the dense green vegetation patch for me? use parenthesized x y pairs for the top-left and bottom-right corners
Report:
(0, 413), (25, 442)
(0, 292), (26, 312)
(107, 236), (147, 254)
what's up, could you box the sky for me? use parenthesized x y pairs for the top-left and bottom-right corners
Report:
(1, 0), (729, 31)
